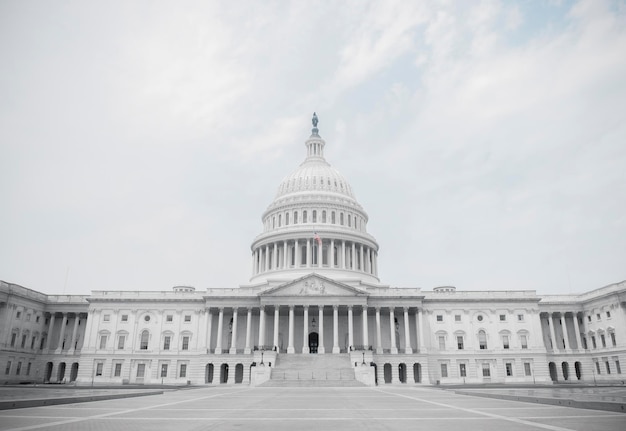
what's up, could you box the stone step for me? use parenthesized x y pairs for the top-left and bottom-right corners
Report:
(261, 379), (366, 387)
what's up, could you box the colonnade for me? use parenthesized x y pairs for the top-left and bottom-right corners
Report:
(252, 238), (378, 276)
(209, 305), (425, 355)
(541, 311), (585, 351)
(44, 312), (84, 353)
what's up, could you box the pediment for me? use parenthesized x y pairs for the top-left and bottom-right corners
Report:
(260, 274), (368, 297)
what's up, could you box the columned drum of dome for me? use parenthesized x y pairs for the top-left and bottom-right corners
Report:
(249, 114), (380, 285)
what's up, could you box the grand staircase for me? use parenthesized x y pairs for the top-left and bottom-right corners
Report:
(261, 353), (365, 387)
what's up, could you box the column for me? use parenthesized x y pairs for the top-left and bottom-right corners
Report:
(273, 242), (278, 270)
(306, 239), (311, 267)
(265, 245), (270, 271)
(244, 308), (252, 354)
(347, 306), (354, 349)
(258, 306), (266, 348)
(68, 315), (80, 353)
(403, 308), (413, 354)
(359, 244), (364, 271)
(205, 309), (213, 353)
(341, 241), (346, 269)
(330, 239), (335, 268)
(295, 240), (300, 268)
(332, 305), (340, 353)
(362, 305), (369, 348)
(573, 312), (584, 350)
(549, 313), (558, 351)
(375, 307), (383, 353)
(351, 243), (356, 270)
(318, 306), (325, 354)
(229, 308), (238, 354)
(562, 313), (571, 350)
(389, 308), (397, 354)
(287, 306), (295, 354)
(215, 308), (224, 354)
(283, 241), (288, 268)
(273, 307), (280, 350)
(373, 252), (378, 276)
(251, 251), (256, 274)
(303, 306), (309, 353)
(55, 313), (67, 352)
(366, 247), (371, 273)
(418, 308), (426, 351)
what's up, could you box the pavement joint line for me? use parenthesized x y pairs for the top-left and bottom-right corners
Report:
(1, 388), (253, 431)
(375, 388), (579, 431)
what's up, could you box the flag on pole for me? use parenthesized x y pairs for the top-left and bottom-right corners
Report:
(314, 232), (322, 245)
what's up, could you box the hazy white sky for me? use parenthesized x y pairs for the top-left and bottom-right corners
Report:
(1, 0), (625, 296)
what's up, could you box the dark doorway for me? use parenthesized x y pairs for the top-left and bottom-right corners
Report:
(309, 332), (319, 353)
(562, 362), (569, 380)
(45, 362), (53, 382)
(384, 363), (392, 383)
(575, 361), (582, 380)
(70, 363), (79, 382)
(57, 362), (66, 382)
(549, 362), (558, 382)
(235, 364), (244, 383)
(372, 363), (378, 385)
(398, 363), (407, 383)
(206, 363), (214, 383)
(220, 364), (229, 383)
(413, 363), (421, 383)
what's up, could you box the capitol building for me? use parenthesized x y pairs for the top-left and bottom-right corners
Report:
(1, 114), (624, 387)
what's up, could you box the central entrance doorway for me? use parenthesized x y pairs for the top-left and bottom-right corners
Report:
(308, 332), (319, 353)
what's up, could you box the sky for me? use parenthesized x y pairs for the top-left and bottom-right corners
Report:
(1, 0), (625, 296)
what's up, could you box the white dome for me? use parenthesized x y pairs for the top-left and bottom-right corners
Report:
(275, 159), (355, 200)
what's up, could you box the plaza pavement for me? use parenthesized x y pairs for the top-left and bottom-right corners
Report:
(0, 385), (624, 431)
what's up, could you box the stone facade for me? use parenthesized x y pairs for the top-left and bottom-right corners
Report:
(1, 116), (624, 386)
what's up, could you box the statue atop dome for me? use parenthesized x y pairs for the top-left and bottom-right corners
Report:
(311, 112), (319, 136)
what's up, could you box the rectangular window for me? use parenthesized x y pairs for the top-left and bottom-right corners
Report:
(607, 311), (611, 318)
(596, 313), (601, 321)
(457, 336), (464, 350)
(166, 315), (173, 322)
(499, 314), (506, 321)
(601, 334), (606, 348)
(459, 363), (466, 377)
(103, 314), (110, 322)
(610, 332), (616, 346)
(616, 360), (622, 374)
(163, 336), (171, 350)
(605, 361), (611, 374)
(582, 336), (588, 349)
(595, 361), (601, 374)
(21, 335), (27, 348)
(184, 315), (191, 322)
(36, 315), (40, 323)
(26, 362), (32, 375)
(587, 315), (592, 322)
(438, 336), (446, 350)
(455, 315), (461, 322)
(26, 314), (31, 321)
(96, 362), (103, 376)
(137, 364), (145, 378)
(505, 362), (513, 376)
(436, 315), (443, 322)
(520, 334), (528, 349)
(117, 335), (125, 350)
(10, 333), (16, 347)
(31, 336), (36, 349)
(524, 362), (532, 376)
(518, 314), (524, 321)
(182, 336), (189, 350)
(591, 336), (597, 349)
(114, 363), (122, 377)
(482, 363), (490, 377)
(440, 364), (448, 378)
(16, 362), (21, 375)
(121, 314), (128, 322)
(99, 335), (107, 349)
(161, 364), (168, 378)
(503, 335), (510, 349)
(180, 364), (187, 378)
(4, 361), (11, 375)
(16, 311), (21, 319)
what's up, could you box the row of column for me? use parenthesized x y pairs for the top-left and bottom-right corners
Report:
(252, 238), (379, 276)
(209, 305), (426, 355)
(545, 311), (584, 351)
(43, 312), (84, 354)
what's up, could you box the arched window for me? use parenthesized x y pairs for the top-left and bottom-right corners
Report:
(278, 214), (282, 227)
(312, 210), (317, 223)
(478, 330), (487, 349)
(272, 217), (275, 229)
(340, 213), (344, 225)
(331, 212), (336, 224)
(303, 211), (308, 223)
(348, 214), (351, 227)
(285, 212), (290, 225)
(140, 330), (149, 350)
(322, 211), (326, 223)
(294, 211), (298, 224)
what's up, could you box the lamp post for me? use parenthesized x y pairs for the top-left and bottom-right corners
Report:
(260, 351), (264, 365)
(362, 352), (365, 365)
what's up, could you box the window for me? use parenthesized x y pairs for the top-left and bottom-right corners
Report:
(26, 362), (31, 375)
(144, 315), (150, 322)
(457, 336), (464, 350)
(607, 311), (611, 318)
(605, 361), (611, 374)
(166, 315), (173, 322)
(479, 330), (487, 349)
(440, 364), (448, 378)
(436, 315), (443, 322)
(303, 211), (308, 223)
(137, 364), (145, 378)
(499, 314), (506, 322)
(595, 361), (601, 374)
(31, 336), (36, 349)
(340, 213), (344, 225)
(4, 361), (11, 375)
(438, 336), (446, 350)
(587, 315), (591, 322)
(518, 314), (524, 321)
(285, 212), (289, 225)
(161, 364), (168, 378)
(10, 333), (16, 347)
(163, 336), (171, 350)
(140, 331), (149, 350)
(505, 362), (513, 377)
(610, 332), (616, 347)
(184, 315), (191, 322)
(117, 335), (125, 350)
(180, 364), (187, 378)
(601, 334), (606, 348)
(121, 314), (128, 322)
(21, 334), (27, 348)
(99, 335), (107, 349)
(36, 315), (40, 323)
(582, 336), (588, 349)
(322, 211), (326, 223)
(331, 212), (335, 224)
(26, 314), (31, 321)
(312, 210), (317, 223)
(16, 362), (21, 375)
(502, 335), (510, 350)
(459, 363), (466, 377)
(294, 211), (298, 224)
(113, 363), (122, 377)
(103, 314), (110, 322)
(482, 363), (490, 377)
(182, 336), (189, 350)
(16, 311), (21, 319)
(616, 360), (622, 374)
(455, 315), (461, 322)
(524, 363), (532, 376)
(520, 334), (528, 349)
(477, 315), (483, 322)
(591, 335), (597, 349)
(596, 313), (601, 321)
(96, 362), (103, 376)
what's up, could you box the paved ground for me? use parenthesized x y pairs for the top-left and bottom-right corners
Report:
(0, 386), (624, 431)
